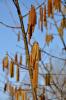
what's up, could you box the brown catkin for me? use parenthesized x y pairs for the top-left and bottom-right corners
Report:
(48, 0), (52, 17)
(45, 34), (53, 45)
(16, 66), (19, 81)
(30, 42), (41, 89)
(58, 26), (63, 38)
(61, 18), (66, 28)
(28, 5), (36, 42)
(45, 74), (50, 86)
(32, 62), (38, 89)
(21, 90), (27, 100)
(15, 92), (19, 100)
(2, 59), (4, 71)
(31, 42), (41, 62)
(18, 32), (20, 41)
(3, 55), (9, 69)
(39, 6), (43, 31)
(10, 86), (14, 96)
(19, 54), (22, 65)
(4, 83), (7, 92)
(43, 6), (47, 26)
(15, 53), (18, 64)
(53, 0), (61, 11)
(10, 60), (14, 77)
(28, 5), (36, 26)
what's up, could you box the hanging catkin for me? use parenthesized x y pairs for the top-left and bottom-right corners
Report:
(6, 83), (11, 93)
(4, 83), (7, 92)
(45, 34), (53, 45)
(16, 66), (19, 81)
(21, 90), (26, 100)
(43, 6), (47, 27)
(48, 0), (52, 17)
(32, 62), (38, 89)
(18, 32), (20, 41)
(45, 74), (50, 86)
(2, 59), (4, 71)
(39, 6), (43, 31)
(15, 53), (18, 64)
(31, 42), (41, 62)
(28, 5), (36, 42)
(30, 42), (41, 88)
(19, 54), (22, 65)
(61, 18), (66, 28)
(58, 26), (63, 38)
(15, 92), (19, 100)
(10, 60), (14, 77)
(40, 94), (45, 100)
(53, 0), (61, 11)
(3, 54), (9, 69)
(10, 86), (14, 96)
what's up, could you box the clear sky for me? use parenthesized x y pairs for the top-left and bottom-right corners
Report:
(0, 0), (66, 100)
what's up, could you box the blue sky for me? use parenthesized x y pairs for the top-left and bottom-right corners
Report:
(0, 0), (66, 99)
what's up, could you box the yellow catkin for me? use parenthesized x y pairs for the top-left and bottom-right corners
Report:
(10, 60), (14, 77)
(45, 34), (53, 45)
(16, 66), (19, 81)
(45, 74), (50, 86)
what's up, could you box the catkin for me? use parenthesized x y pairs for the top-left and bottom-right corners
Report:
(3, 55), (9, 69)
(58, 26), (63, 38)
(31, 42), (41, 62)
(28, 5), (36, 42)
(45, 74), (50, 86)
(45, 34), (53, 45)
(10, 60), (14, 77)
(21, 90), (26, 100)
(15, 53), (18, 64)
(18, 32), (20, 41)
(15, 92), (19, 100)
(39, 6), (43, 31)
(19, 54), (22, 65)
(16, 66), (19, 81)
(29, 42), (41, 88)
(61, 18), (66, 28)
(48, 0), (52, 17)
(43, 6), (47, 26)
(53, 0), (61, 11)
(32, 62), (38, 89)
(4, 83), (7, 92)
